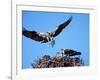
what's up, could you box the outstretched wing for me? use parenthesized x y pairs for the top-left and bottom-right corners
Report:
(22, 28), (44, 42)
(50, 16), (72, 37)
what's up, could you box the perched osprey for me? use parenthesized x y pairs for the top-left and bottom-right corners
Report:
(23, 16), (72, 47)
(61, 48), (81, 57)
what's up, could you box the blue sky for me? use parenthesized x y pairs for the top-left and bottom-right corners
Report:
(22, 11), (89, 69)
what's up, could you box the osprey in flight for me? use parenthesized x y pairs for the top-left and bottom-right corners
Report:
(23, 16), (72, 47)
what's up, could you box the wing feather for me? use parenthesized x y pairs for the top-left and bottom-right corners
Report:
(23, 29), (44, 41)
(50, 16), (72, 37)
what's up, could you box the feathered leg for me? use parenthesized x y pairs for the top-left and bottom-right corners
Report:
(41, 36), (50, 43)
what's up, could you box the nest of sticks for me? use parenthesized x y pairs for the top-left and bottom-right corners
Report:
(31, 49), (84, 68)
